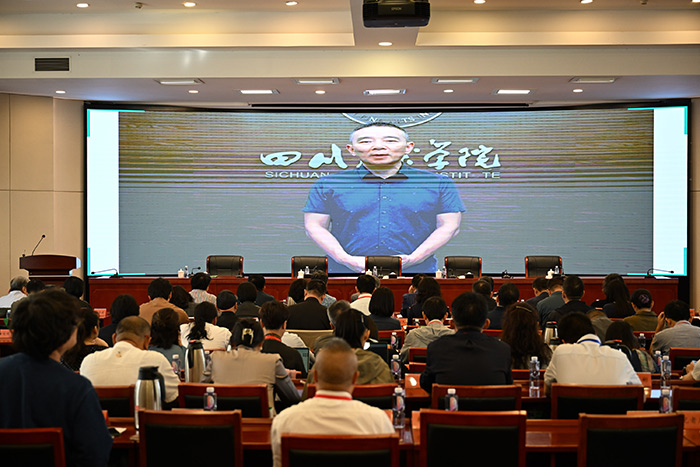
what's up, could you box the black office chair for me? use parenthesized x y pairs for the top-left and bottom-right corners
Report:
(444, 256), (482, 278)
(365, 256), (401, 276)
(524, 255), (562, 277)
(206, 255), (243, 277)
(282, 434), (400, 467)
(291, 256), (328, 277)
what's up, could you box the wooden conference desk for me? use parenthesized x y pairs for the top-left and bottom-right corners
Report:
(88, 276), (678, 315)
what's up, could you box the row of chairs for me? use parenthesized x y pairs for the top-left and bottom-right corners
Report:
(206, 254), (563, 278)
(0, 410), (686, 467)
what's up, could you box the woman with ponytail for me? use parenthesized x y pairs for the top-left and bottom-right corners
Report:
(205, 318), (300, 415)
(179, 302), (231, 350)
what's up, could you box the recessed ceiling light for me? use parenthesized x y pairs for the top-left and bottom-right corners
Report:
(76, 3), (89, 8)
(494, 89), (532, 95)
(239, 89), (279, 95)
(693, 0), (700, 4)
(580, 0), (593, 3)
(315, 90), (326, 95)
(570, 77), (617, 84)
(363, 89), (406, 96)
(294, 78), (339, 85)
(155, 78), (203, 85)
(183, 2), (196, 7)
(55, 90), (66, 94)
(378, 42), (393, 47)
(474, 0), (486, 4)
(286, 1), (298, 5)
(188, 89), (199, 94)
(443, 89), (454, 93)
(573, 89), (584, 93)
(432, 78), (478, 84)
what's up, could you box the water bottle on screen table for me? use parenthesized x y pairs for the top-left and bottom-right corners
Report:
(445, 388), (459, 412)
(203, 386), (217, 411)
(392, 387), (405, 428)
(529, 356), (541, 398)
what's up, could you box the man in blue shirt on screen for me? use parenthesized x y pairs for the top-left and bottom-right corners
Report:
(303, 122), (465, 274)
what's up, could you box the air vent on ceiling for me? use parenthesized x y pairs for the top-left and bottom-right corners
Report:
(34, 57), (70, 72)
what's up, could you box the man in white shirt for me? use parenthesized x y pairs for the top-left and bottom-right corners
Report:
(80, 316), (180, 404)
(270, 338), (395, 467)
(544, 312), (641, 393)
(0, 276), (28, 308)
(351, 275), (376, 316)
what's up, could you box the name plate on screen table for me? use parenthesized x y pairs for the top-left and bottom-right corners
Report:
(0, 329), (11, 343)
(95, 308), (108, 319)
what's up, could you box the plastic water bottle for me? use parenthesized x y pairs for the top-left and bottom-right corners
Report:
(659, 387), (672, 413)
(655, 350), (662, 370)
(391, 354), (402, 382)
(661, 355), (672, 388)
(554, 265), (560, 275)
(304, 265), (310, 276)
(392, 387), (405, 428)
(203, 386), (217, 411)
(529, 356), (541, 398)
(171, 354), (181, 379)
(390, 332), (399, 355)
(372, 265), (378, 277)
(184, 265), (189, 277)
(442, 266), (447, 279)
(445, 388), (459, 411)
(638, 333), (646, 350)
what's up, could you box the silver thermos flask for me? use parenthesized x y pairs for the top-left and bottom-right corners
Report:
(185, 340), (206, 383)
(543, 321), (560, 350)
(134, 365), (163, 430)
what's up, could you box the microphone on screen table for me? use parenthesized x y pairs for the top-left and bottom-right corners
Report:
(645, 268), (674, 278)
(91, 268), (120, 278)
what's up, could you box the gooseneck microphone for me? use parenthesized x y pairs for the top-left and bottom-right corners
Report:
(646, 268), (674, 278)
(30, 234), (46, 256)
(91, 268), (120, 278)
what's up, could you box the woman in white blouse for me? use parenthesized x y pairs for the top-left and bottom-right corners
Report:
(180, 302), (231, 350)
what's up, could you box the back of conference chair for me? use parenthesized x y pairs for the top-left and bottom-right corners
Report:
(524, 255), (562, 278)
(291, 256), (328, 277)
(668, 347), (700, 371)
(206, 255), (243, 277)
(94, 385), (135, 417)
(444, 256), (482, 278)
(551, 384), (644, 419)
(430, 384), (522, 411)
(178, 383), (270, 418)
(365, 256), (402, 277)
(0, 427), (66, 467)
(282, 434), (400, 467)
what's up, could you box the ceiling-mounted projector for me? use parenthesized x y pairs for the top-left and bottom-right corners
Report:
(362, 0), (430, 28)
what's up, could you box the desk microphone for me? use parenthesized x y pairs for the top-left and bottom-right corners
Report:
(91, 268), (120, 278)
(28, 234), (46, 256)
(646, 268), (674, 278)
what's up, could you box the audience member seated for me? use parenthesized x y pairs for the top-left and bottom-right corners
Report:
(98, 294), (139, 346)
(0, 275), (28, 308)
(587, 307), (613, 341)
(400, 296), (454, 363)
(216, 289), (239, 332)
(236, 282), (261, 319)
(311, 300), (349, 354)
(81, 316), (180, 405)
(526, 276), (549, 308)
(312, 272), (337, 308)
(487, 282), (519, 330)
(170, 285), (196, 317)
(205, 319), (300, 414)
(61, 305), (108, 371)
(401, 274), (424, 316)
(180, 302), (232, 350)
(407, 277), (442, 323)
(189, 272), (217, 305)
(309, 309), (393, 387)
(537, 276), (565, 326)
(63, 276), (93, 313)
(544, 313), (641, 393)
(261, 301), (307, 378)
(369, 286), (401, 331)
(270, 338), (394, 467)
(149, 308), (186, 364)
(287, 280), (331, 330)
(590, 273), (624, 309)
(139, 278), (189, 324)
(547, 275), (591, 324)
(605, 321), (658, 373)
(351, 274), (376, 315)
(474, 276), (497, 311)
(624, 289), (658, 331)
(249, 274), (276, 306)
(651, 300), (700, 354)
(500, 302), (552, 369)
(9, 278), (46, 314)
(0, 289), (113, 467)
(682, 360), (700, 382)
(286, 278), (307, 306)
(602, 278), (635, 319)
(420, 292), (512, 393)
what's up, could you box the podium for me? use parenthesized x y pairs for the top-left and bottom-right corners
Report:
(19, 254), (78, 285)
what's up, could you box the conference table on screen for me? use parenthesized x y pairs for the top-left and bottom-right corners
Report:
(87, 275), (679, 314)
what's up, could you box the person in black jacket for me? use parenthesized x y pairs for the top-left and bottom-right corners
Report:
(260, 301), (307, 378)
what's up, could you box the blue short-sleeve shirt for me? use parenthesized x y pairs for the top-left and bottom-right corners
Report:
(303, 164), (465, 273)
